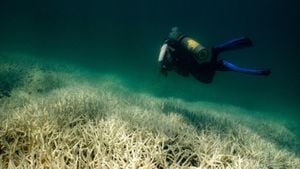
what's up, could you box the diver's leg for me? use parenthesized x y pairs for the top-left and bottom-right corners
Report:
(216, 60), (271, 76)
(190, 62), (216, 84)
(211, 37), (253, 66)
(213, 37), (253, 54)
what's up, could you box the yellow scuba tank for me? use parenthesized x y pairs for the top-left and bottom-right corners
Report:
(180, 36), (209, 63)
(168, 27), (209, 63)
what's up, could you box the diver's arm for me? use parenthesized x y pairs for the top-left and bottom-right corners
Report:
(158, 43), (176, 77)
(158, 43), (168, 62)
(158, 38), (177, 62)
(158, 43), (169, 77)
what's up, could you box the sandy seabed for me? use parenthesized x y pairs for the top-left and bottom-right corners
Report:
(0, 53), (299, 169)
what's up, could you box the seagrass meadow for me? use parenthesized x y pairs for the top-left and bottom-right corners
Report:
(0, 0), (300, 168)
(0, 53), (299, 168)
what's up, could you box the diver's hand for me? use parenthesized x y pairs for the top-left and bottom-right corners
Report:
(160, 68), (168, 77)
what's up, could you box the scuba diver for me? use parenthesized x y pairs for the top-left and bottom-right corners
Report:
(158, 27), (271, 83)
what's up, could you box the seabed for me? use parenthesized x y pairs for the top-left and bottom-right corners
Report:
(0, 53), (299, 169)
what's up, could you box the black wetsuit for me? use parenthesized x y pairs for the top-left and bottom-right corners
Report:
(161, 39), (220, 83)
(160, 36), (271, 84)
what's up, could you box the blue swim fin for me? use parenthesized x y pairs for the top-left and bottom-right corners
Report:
(214, 37), (253, 53)
(220, 60), (271, 76)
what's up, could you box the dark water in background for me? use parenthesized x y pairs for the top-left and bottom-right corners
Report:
(0, 0), (299, 121)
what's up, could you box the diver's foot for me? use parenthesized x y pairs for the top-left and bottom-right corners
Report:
(261, 69), (271, 76)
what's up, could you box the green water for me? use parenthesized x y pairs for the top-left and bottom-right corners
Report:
(0, 0), (299, 142)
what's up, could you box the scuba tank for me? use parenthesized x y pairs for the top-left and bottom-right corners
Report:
(180, 36), (209, 62)
(168, 27), (209, 63)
